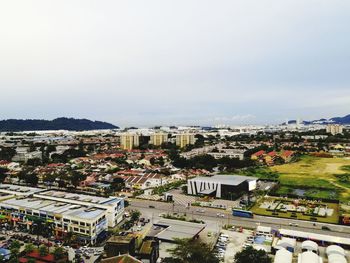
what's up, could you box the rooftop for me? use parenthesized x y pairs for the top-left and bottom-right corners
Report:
(151, 218), (206, 242)
(189, 174), (257, 186)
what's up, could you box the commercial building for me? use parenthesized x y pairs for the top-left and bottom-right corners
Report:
(0, 184), (125, 244)
(175, 134), (196, 148)
(187, 174), (257, 199)
(149, 133), (168, 146)
(326, 124), (344, 135)
(120, 133), (140, 150)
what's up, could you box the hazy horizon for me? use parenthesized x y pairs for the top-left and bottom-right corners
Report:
(1, 1), (350, 126)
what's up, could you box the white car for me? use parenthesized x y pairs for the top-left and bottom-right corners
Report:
(289, 222), (298, 227)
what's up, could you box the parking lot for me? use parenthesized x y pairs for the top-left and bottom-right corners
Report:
(213, 228), (254, 263)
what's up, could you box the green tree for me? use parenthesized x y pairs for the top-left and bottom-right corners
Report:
(234, 246), (271, 263)
(39, 245), (48, 257)
(164, 238), (219, 263)
(9, 240), (21, 262)
(130, 210), (141, 222)
(70, 170), (87, 188)
(0, 167), (9, 183)
(53, 246), (65, 260)
(24, 243), (35, 253)
(110, 177), (125, 192)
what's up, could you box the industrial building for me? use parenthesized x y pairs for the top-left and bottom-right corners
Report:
(187, 174), (257, 199)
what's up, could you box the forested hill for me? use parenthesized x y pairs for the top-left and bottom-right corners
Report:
(0, 118), (118, 132)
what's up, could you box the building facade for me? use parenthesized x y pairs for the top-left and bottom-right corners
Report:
(120, 133), (140, 150)
(326, 124), (344, 135)
(175, 134), (196, 148)
(149, 133), (168, 146)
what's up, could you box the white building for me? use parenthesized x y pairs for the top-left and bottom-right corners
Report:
(187, 174), (257, 199)
(326, 124), (344, 135)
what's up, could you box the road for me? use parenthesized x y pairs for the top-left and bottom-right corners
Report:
(128, 199), (350, 238)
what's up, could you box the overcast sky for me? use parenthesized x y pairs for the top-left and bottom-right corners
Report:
(0, 1), (349, 127)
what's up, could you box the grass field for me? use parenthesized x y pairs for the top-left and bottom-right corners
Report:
(251, 196), (340, 224)
(270, 156), (350, 202)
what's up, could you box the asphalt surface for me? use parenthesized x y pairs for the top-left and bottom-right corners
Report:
(128, 199), (350, 238)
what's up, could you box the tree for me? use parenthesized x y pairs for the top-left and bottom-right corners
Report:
(110, 177), (125, 192)
(70, 170), (87, 188)
(25, 173), (39, 186)
(0, 167), (9, 183)
(39, 245), (48, 257)
(24, 243), (35, 253)
(164, 238), (219, 263)
(131, 210), (141, 222)
(53, 246), (65, 260)
(9, 240), (21, 262)
(234, 246), (271, 263)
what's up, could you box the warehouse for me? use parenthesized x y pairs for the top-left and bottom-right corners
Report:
(187, 174), (257, 199)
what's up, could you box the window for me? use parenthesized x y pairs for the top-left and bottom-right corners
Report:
(79, 222), (85, 226)
(72, 220), (78, 225)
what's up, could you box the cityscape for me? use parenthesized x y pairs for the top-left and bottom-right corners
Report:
(0, 121), (349, 263)
(1, 1), (350, 263)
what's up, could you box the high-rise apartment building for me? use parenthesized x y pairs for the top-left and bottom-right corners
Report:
(176, 134), (196, 148)
(150, 133), (168, 146)
(326, 124), (344, 135)
(120, 133), (140, 150)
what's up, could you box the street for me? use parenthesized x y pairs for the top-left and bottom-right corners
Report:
(128, 198), (350, 238)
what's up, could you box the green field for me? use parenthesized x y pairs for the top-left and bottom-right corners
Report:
(270, 156), (350, 202)
(251, 196), (340, 224)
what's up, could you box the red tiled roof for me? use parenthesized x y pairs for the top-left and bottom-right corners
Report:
(281, 150), (294, 157)
(252, 150), (265, 157)
(267, 151), (277, 157)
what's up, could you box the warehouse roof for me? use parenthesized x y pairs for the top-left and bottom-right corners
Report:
(279, 228), (350, 246)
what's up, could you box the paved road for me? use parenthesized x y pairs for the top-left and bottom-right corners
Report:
(128, 199), (350, 238)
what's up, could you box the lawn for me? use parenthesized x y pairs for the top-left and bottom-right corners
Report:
(270, 156), (350, 202)
(251, 196), (340, 224)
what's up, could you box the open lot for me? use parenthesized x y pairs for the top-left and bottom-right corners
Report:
(251, 196), (340, 224)
(270, 156), (350, 201)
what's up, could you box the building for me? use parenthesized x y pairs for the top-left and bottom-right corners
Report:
(0, 184), (124, 243)
(175, 134), (196, 148)
(105, 235), (136, 257)
(0, 195), (108, 244)
(187, 174), (257, 199)
(120, 133), (140, 150)
(326, 124), (344, 135)
(36, 189), (124, 227)
(207, 150), (244, 160)
(148, 219), (206, 243)
(149, 133), (168, 146)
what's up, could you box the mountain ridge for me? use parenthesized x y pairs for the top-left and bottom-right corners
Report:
(0, 117), (118, 132)
(286, 114), (350, 125)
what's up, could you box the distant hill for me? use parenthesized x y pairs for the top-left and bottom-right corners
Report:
(0, 118), (118, 132)
(285, 114), (350, 125)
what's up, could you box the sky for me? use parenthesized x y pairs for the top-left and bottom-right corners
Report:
(0, 0), (350, 127)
